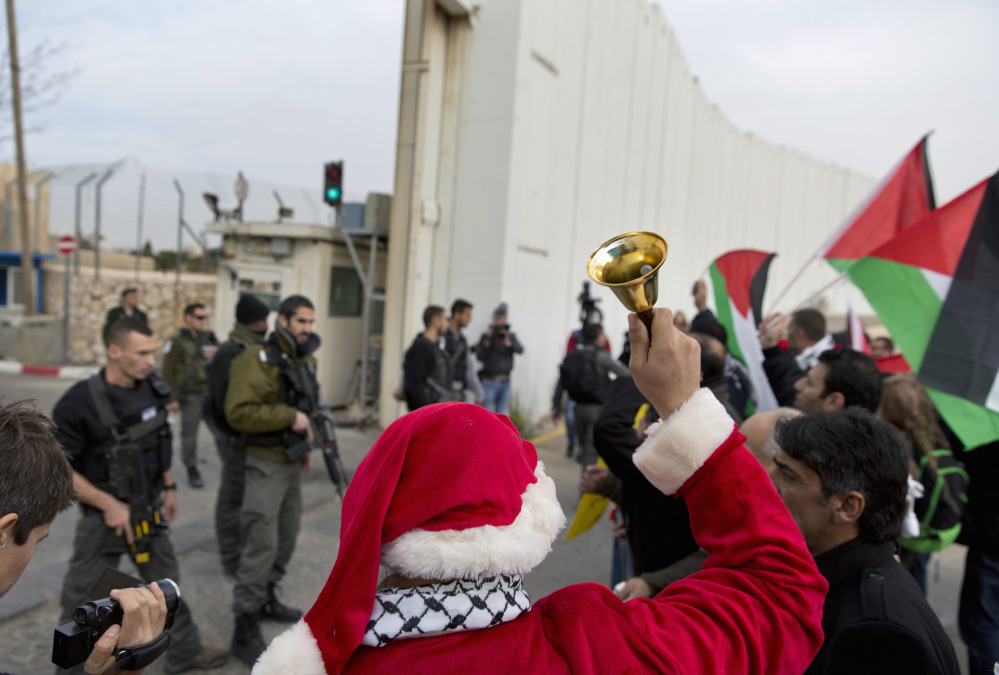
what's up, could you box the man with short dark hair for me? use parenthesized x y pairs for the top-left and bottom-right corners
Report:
(225, 294), (319, 665)
(403, 305), (449, 412)
(771, 409), (959, 674)
(103, 287), (148, 344)
(443, 299), (484, 405)
(760, 308), (837, 406)
(162, 303), (218, 488)
(53, 317), (228, 674)
(0, 399), (173, 675)
(793, 349), (882, 414)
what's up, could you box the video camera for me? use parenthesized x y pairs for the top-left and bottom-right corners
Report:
(52, 570), (180, 670)
(577, 281), (603, 325)
(493, 323), (511, 339)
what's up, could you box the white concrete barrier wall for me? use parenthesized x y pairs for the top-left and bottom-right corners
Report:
(384, 0), (879, 425)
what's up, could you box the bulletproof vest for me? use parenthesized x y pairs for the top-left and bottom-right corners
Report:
(204, 340), (247, 436)
(86, 374), (171, 501)
(244, 343), (315, 448)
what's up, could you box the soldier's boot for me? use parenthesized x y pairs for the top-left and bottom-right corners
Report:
(231, 612), (266, 667)
(261, 583), (303, 623)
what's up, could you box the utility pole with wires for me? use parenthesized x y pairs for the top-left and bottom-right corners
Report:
(5, 0), (36, 315)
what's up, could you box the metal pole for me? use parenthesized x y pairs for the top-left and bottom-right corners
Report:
(173, 179), (184, 325)
(363, 231), (380, 414)
(135, 173), (146, 280)
(6, 0), (36, 314)
(342, 225), (386, 417)
(3, 177), (15, 250)
(93, 168), (114, 279)
(62, 252), (70, 362)
(73, 172), (97, 275)
(32, 172), (52, 255)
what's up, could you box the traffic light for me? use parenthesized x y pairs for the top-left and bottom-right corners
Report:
(324, 161), (344, 208)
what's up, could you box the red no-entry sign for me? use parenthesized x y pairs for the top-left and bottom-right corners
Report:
(56, 234), (77, 256)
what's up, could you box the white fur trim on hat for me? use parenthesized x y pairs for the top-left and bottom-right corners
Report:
(382, 462), (566, 580)
(252, 620), (324, 675)
(634, 388), (735, 495)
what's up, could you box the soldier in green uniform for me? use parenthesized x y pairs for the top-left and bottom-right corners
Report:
(161, 303), (218, 488)
(224, 295), (318, 666)
(203, 293), (271, 577)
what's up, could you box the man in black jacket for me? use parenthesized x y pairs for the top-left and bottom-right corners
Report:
(771, 409), (959, 674)
(403, 305), (449, 411)
(957, 439), (999, 675)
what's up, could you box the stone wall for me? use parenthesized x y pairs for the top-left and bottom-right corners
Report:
(42, 262), (217, 364)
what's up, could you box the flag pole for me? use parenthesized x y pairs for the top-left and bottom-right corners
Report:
(768, 256), (817, 313)
(788, 271), (850, 313)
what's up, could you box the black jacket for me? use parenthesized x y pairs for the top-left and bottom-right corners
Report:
(806, 538), (959, 674)
(475, 329), (523, 379)
(593, 377), (698, 575)
(403, 334), (447, 411)
(958, 440), (999, 553)
(102, 306), (149, 343)
(52, 370), (172, 504)
(761, 344), (804, 407)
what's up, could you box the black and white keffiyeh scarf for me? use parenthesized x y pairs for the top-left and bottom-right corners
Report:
(362, 574), (531, 647)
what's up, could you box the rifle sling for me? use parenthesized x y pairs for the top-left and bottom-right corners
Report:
(87, 375), (168, 445)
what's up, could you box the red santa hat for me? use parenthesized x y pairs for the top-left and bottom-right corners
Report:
(252, 402), (566, 674)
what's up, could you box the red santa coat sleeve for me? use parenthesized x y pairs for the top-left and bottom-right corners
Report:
(263, 389), (827, 674)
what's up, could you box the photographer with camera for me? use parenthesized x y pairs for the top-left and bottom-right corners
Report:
(474, 303), (524, 416)
(0, 399), (169, 675)
(51, 318), (227, 674)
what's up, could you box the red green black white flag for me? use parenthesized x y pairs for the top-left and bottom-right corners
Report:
(819, 135), (935, 273)
(848, 172), (999, 448)
(709, 249), (779, 412)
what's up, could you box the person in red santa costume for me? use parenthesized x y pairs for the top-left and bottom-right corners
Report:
(252, 308), (828, 674)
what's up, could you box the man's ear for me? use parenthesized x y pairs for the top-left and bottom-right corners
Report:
(822, 391), (846, 411)
(831, 491), (865, 526)
(0, 512), (18, 542)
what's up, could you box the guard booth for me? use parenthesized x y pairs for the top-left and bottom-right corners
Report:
(206, 200), (389, 412)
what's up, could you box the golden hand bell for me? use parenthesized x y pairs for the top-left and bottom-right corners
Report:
(586, 231), (668, 334)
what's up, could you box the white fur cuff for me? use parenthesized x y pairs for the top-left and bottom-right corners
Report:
(633, 388), (735, 495)
(252, 620), (325, 675)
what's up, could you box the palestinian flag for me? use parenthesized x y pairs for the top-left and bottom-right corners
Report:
(849, 172), (999, 448)
(919, 171), (999, 442)
(819, 135), (935, 272)
(709, 249), (779, 413)
(846, 302), (871, 354)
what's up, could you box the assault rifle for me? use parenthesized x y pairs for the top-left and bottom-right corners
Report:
(88, 375), (169, 567)
(284, 360), (350, 497)
(105, 442), (166, 566)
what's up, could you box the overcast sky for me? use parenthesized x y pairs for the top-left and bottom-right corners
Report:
(9, 0), (999, 244)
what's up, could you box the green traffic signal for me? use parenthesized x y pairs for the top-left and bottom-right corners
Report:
(326, 187), (342, 201)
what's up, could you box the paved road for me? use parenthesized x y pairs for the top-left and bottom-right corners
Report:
(0, 371), (972, 673)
